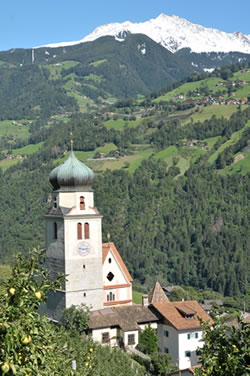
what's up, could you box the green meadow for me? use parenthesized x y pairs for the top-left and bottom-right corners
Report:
(209, 120), (250, 164)
(45, 61), (79, 80)
(0, 120), (30, 139)
(222, 152), (250, 175)
(89, 59), (108, 67)
(0, 158), (20, 171)
(232, 69), (250, 81)
(104, 118), (141, 130)
(11, 142), (44, 156)
(183, 105), (238, 125)
(154, 77), (224, 102)
(132, 289), (144, 304)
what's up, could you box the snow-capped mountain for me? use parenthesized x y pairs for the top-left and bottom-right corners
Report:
(41, 14), (250, 54)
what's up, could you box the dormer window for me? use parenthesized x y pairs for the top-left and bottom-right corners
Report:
(80, 196), (85, 210)
(77, 223), (82, 239)
(177, 307), (196, 320)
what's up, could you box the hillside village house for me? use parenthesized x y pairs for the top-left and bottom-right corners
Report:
(44, 147), (212, 370)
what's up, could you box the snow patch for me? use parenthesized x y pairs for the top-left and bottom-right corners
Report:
(138, 43), (146, 55)
(203, 68), (215, 72)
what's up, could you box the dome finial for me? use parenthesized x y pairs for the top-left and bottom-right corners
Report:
(70, 132), (73, 152)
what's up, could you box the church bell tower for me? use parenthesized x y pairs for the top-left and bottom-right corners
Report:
(45, 148), (104, 319)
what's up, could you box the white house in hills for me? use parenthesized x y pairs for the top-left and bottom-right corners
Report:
(150, 299), (213, 370)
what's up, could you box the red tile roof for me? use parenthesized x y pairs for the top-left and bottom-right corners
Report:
(102, 242), (133, 282)
(152, 300), (213, 330)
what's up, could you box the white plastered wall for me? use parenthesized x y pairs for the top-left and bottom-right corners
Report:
(58, 191), (94, 213)
(103, 249), (132, 305)
(92, 327), (119, 347)
(123, 330), (139, 348)
(178, 329), (203, 370)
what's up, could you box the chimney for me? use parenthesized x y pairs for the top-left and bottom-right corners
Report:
(142, 295), (149, 306)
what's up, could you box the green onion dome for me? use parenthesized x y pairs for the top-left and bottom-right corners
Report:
(49, 151), (94, 191)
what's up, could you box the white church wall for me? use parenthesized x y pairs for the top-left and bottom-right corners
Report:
(103, 286), (132, 306)
(103, 250), (128, 286)
(58, 191), (94, 213)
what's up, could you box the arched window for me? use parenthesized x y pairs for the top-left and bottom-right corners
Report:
(77, 223), (82, 240)
(80, 196), (85, 210)
(53, 198), (57, 211)
(54, 222), (57, 239)
(84, 222), (89, 239)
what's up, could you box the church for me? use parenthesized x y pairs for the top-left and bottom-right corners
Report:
(44, 148), (213, 370)
(45, 148), (133, 319)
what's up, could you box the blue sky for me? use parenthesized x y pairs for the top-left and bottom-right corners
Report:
(0, 0), (249, 51)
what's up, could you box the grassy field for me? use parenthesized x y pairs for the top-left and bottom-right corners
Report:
(232, 69), (250, 82)
(132, 289), (144, 304)
(154, 146), (178, 160)
(67, 91), (96, 112)
(0, 120), (30, 139)
(45, 61), (79, 80)
(84, 74), (103, 83)
(209, 120), (250, 164)
(202, 136), (221, 149)
(222, 152), (250, 175)
(154, 77), (224, 103)
(95, 143), (117, 154)
(62, 72), (97, 112)
(86, 147), (154, 173)
(0, 158), (20, 171)
(182, 105), (238, 125)
(89, 59), (108, 67)
(233, 86), (250, 98)
(154, 70), (250, 104)
(154, 145), (208, 175)
(104, 119), (141, 130)
(0, 264), (11, 284)
(11, 142), (44, 156)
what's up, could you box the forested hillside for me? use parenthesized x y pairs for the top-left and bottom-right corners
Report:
(0, 100), (249, 298)
(1, 34), (250, 103)
(0, 55), (249, 300)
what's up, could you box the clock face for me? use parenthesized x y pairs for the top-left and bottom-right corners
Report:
(78, 241), (90, 256)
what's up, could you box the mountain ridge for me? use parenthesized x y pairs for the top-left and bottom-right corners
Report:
(39, 13), (250, 54)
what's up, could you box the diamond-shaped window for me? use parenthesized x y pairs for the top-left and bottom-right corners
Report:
(107, 272), (114, 281)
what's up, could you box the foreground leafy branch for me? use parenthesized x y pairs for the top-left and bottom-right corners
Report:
(195, 318), (250, 376)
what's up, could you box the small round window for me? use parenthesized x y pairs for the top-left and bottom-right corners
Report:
(108, 258), (112, 263)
